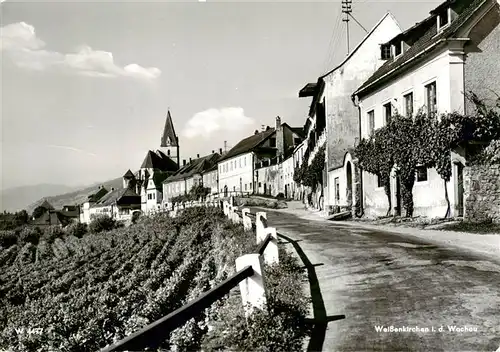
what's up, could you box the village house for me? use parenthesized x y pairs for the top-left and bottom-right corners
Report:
(202, 164), (219, 195)
(220, 117), (303, 197)
(87, 187), (141, 222)
(31, 200), (80, 227)
(292, 139), (308, 201)
(79, 186), (109, 224)
(353, 0), (500, 219)
(162, 152), (221, 203)
(298, 12), (402, 215)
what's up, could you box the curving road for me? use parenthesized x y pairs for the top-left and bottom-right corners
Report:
(255, 206), (500, 352)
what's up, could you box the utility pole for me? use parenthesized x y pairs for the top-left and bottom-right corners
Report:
(342, 0), (352, 54)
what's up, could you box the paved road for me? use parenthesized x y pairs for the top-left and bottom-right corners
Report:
(255, 207), (500, 352)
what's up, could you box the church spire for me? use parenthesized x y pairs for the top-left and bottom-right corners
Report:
(161, 109), (178, 147)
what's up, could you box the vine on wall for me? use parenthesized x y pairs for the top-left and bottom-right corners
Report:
(355, 92), (500, 218)
(293, 145), (326, 192)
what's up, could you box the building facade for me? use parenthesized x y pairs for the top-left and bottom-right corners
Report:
(353, 0), (500, 218)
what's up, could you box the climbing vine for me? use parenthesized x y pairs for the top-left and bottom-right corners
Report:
(355, 92), (500, 218)
(294, 145), (326, 192)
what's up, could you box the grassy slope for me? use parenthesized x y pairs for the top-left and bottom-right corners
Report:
(25, 177), (124, 214)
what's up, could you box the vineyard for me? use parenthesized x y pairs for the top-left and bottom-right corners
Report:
(0, 207), (309, 351)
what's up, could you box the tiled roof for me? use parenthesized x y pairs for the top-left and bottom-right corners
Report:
(160, 110), (179, 147)
(87, 187), (108, 203)
(149, 171), (171, 189)
(354, 0), (487, 97)
(165, 153), (221, 183)
(92, 188), (140, 207)
(141, 150), (179, 172)
(32, 210), (70, 226)
(218, 128), (276, 162)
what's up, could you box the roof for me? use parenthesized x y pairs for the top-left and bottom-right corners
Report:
(141, 150), (179, 172)
(290, 127), (305, 138)
(149, 171), (171, 189)
(123, 169), (135, 178)
(92, 188), (140, 207)
(320, 12), (402, 79)
(218, 128), (276, 162)
(298, 83), (318, 97)
(354, 0), (487, 97)
(165, 153), (221, 183)
(32, 210), (69, 226)
(39, 200), (54, 210)
(160, 110), (179, 147)
(87, 187), (108, 203)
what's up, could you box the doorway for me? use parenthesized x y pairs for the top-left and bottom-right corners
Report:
(346, 162), (353, 207)
(284, 184), (288, 198)
(455, 162), (464, 217)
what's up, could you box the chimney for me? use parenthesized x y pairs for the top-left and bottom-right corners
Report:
(189, 157), (192, 163)
(219, 148), (223, 154)
(197, 153), (200, 158)
(212, 150), (215, 154)
(254, 130), (259, 135)
(266, 126), (271, 131)
(275, 116), (281, 130)
(183, 159), (186, 166)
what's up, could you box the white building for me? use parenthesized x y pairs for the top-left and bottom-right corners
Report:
(299, 12), (402, 214)
(218, 117), (303, 197)
(353, 0), (500, 218)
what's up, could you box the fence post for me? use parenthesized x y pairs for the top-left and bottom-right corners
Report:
(255, 212), (267, 243)
(234, 210), (241, 224)
(235, 253), (268, 316)
(241, 208), (252, 231)
(230, 196), (235, 206)
(223, 201), (229, 216)
(262, 227), (279, 265)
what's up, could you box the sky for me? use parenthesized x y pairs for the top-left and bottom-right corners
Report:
(1, 0), (442, 190)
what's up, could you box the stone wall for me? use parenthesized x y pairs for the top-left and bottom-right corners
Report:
(464, 164), (500, 223)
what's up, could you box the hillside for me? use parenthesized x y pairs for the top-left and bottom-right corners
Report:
(0, 184), (79, 213)
(24, 177), (124, 215)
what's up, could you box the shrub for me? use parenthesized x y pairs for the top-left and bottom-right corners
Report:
(41, 225), (65, 244)
(276, 193), (285, 199)
(0, 230), (18, 248)
(19, 226), (42, 245)
(202, 249), (309, 351)
(89, 215), (116, 234)
(65, 222), (88, 238)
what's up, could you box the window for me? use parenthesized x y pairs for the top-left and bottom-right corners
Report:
(270, 138), (276, 147)
(438, 9), (449, 29)
(245, 184), (247, 190)
(294, 137), (301, 145)
(416, 166), (428, 182)
(239, 159), (242, 168)
(334, 177), (340, 203)
(259, 182), (262, 187)
(367, 110), (375, 133)
(152, 193), (155, 200)
(404, 92), (414, 117)
(230, 162), (233, 171)
(249, 183), (252, 189)
(393, 42), (402, 57)
(167, 150), (171, 156)
(383, 102), (392, 124)
(377, 174), (384, 188)
(244, 157), (246, 167)
(425, 82), (437, 117)
(381, 44), (391, 60)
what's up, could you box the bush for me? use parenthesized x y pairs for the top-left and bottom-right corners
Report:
(89, 215), (117, 234)
(19, 226), (42, 245)
(202, 249), (310, 351)
(41, 225), (65, 244)
(65, 222), (88, 238)
(276, 193), (285, 199)
(0, 230), (18, 248)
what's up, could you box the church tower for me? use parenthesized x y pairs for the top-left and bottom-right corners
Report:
(160, 109), (180, 167)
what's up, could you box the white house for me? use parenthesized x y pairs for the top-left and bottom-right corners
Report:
(218, 117), (303, 197)
(299, 12), (402, 214)
(83, 187), (141, 223)
(353, 0), (500, 218)
(163, 152), (221, 202)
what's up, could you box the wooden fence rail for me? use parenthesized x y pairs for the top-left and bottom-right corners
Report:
(101, 196), (279, 352)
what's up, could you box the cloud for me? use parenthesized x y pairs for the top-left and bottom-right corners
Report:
(47, 144), (97, 157)
(183, 107), (255, 139)
(1, 22), (161, 80)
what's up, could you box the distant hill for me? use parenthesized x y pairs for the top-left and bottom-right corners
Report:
(24, 177), (125, 215)
(1, 184), (79, 213)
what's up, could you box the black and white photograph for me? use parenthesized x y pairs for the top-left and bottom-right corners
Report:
(1, 0), (499, 351)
